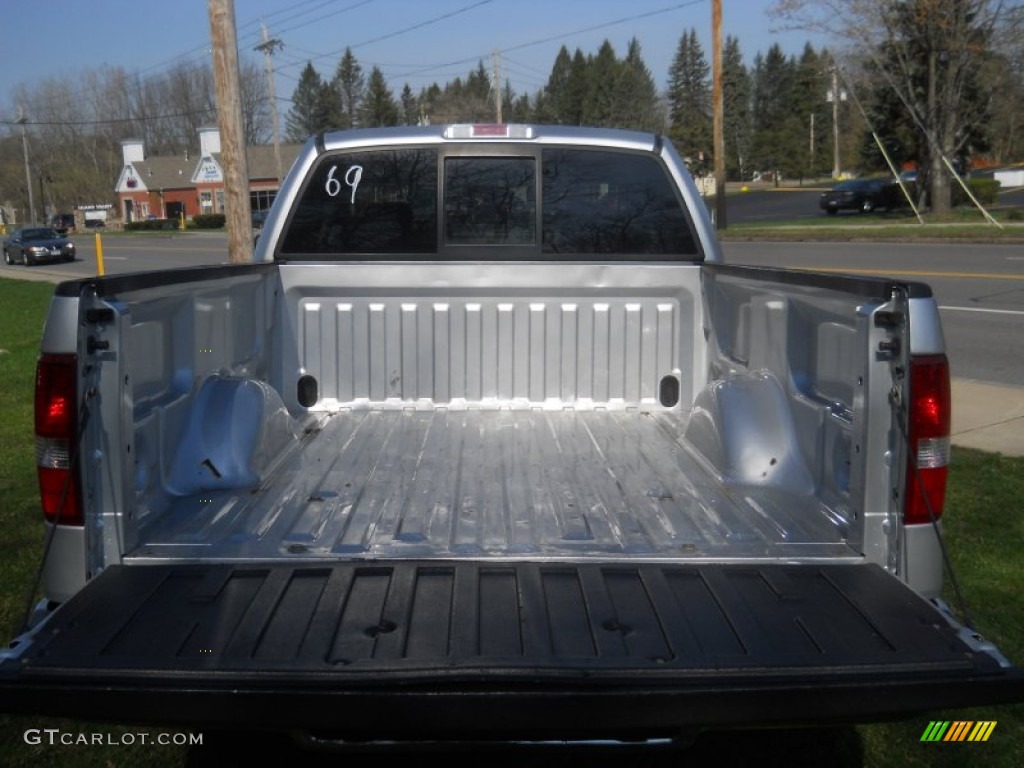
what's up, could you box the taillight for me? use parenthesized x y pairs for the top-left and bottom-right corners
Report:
(35, 354), (83, 526)
(904, 354), (951, 525)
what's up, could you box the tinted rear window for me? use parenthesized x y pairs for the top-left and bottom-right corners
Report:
(280, 148), (437, 255)
(279, 145), (699, 259)
(445, 157), (536, 245)
(541, 148), (697, 255)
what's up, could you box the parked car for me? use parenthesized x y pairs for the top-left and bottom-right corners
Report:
(2, 227), (76, 266)
(50, 213), (75, 234)
(819, 177), (903, 214)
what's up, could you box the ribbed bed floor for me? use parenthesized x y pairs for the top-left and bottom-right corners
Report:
(130, 409), (854, 562)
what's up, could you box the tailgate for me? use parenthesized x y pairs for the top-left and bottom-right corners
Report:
(1, 562), (1021, 739)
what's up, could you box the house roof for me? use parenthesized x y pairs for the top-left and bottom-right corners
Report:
(119, 155), (197, 193)
(236, 143), (303, 181)
(116, 143), (304, 194)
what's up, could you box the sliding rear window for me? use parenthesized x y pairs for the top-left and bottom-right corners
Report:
(279, 145), (699, 259)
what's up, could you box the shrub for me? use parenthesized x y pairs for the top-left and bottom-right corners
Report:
(124, 218), (176, 231)
(190, 214), (226, 229)
(953, 178), (1000, 206)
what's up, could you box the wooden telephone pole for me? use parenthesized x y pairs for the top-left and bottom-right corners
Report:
(712, 0), (726, 229)
(208, 0), (253, 263)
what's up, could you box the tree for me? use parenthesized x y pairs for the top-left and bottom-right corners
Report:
(362, 67), (399, 127)
(332, 47), (365, 130)
(584, 40), (620, 126)
(564, 48), (590, 125)
(400, 83), (419, 125)
(722, 35), (752, 180)
(614, 38), (662, 131)
(667, 28), (712, 171)
(791, 43), (830, 178)
(750, 44), (798, 179)
(240, 58), (272, 146)
(286, 62), (341, 141)
(770, 0), (1008, 214)
(543, 46), (574, 123)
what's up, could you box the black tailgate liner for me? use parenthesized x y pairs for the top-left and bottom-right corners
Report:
(2, 562), (1022, 737)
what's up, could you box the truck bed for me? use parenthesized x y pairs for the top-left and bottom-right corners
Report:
(130, 408), (854, 563)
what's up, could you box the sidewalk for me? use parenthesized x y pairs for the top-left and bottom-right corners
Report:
(951, 378), (1024, 457)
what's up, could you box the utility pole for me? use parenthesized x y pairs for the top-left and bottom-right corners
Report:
(255, 22), (285, 185)
(17, 108), (36, 225)
(208, 0), (253, 263)
(492, 49), (503, 124)
(711, 0), (726, 229)
(809, 112), (815, 170)
(827, 65), (846, 179)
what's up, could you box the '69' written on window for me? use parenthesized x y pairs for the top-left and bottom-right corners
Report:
(280, 149), (438, 256)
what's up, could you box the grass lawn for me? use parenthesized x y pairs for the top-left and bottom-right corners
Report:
(0, 276), (1020, 766)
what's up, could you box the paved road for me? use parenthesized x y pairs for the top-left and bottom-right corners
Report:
(0, 231), (234, 284)
(723, 184), (1024, 224)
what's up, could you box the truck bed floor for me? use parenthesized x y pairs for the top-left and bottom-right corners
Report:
(131, 409), (853, 562)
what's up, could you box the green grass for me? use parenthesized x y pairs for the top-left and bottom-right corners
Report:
(0, 279), (55, 641)
(719, 212), (1024, 242)
(0, 278), (190, 766)
(0, 276), (1021, 765)
(854, 448), (1024, 766)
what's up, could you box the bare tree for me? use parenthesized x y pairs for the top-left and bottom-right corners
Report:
(240, 57), (272, 145)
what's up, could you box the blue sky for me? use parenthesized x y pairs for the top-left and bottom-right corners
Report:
(1, 0), (827, 113)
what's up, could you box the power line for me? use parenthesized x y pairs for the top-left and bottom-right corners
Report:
(0, 109), (216, 128)
(392, 1), (704, 82)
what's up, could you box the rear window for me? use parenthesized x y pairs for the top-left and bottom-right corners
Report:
(541, 149), (696, 255)
(445, 157), (536, 245)
(280, 148), (437, 255)
(279, 145), (699, 259)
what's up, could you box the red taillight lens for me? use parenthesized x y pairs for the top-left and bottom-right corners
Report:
(904, 354), (951, 525)
(34, 354), (83, 526)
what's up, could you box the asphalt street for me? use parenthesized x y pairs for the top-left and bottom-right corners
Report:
(721, 182), (1024, 224)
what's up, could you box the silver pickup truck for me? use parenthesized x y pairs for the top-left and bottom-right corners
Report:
(2, 124), (1021, 742)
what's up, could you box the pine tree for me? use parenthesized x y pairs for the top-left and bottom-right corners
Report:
(667, 28), (712, 171)
(563, 48), (589, 125)
(585, 40), (620, 126)
(332, 48), (365, 129)
(721, 36), (751, 180)
(791, 43), (830, 179)
(400, 83), (419, 125)
(543, 46), (574, 123)
(285, 62), (342, 141)
(750, 44), (797, 181)
(613, 38), (661, 131)
(362, 67), (399, 127)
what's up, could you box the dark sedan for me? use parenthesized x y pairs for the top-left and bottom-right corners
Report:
(819, 178), (903, 215)
(3, 227), (76, 266)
